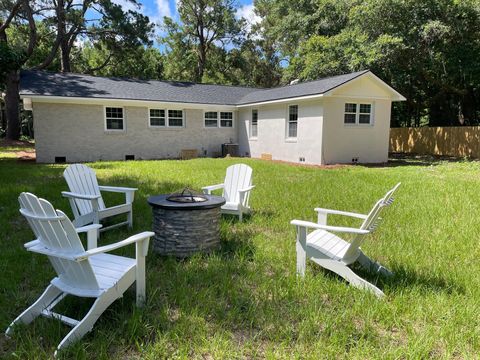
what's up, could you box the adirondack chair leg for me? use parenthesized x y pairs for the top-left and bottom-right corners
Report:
(135, 239), (149, 307)
(311, 258), (385, 298)
(55, 291), (117, 357)
(296, 226), (307, 277)
(127, 210), (133, 229)
(357, 251), (393, 277)
(6, 285), (63, 336)
(238, 211), (243, 222)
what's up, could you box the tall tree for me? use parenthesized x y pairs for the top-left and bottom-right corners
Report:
(1, 0), (36, 140)
(162, 0), (244, 82)
(0, 0), (153, 139)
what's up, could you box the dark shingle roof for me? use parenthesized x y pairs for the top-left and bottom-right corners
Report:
(236, 70), (369, 105)
(20, 70), (371, 106)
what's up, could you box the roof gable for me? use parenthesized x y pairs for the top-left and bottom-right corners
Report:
(326, 72), (406, 101)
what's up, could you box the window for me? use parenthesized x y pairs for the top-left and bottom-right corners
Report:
(105, 107), (124, 130)
(150, 109), (166, 127)
(344, 103), (372, 125)
(287, 105), (298, 138)
(359, 104), (372, 124)
(204, 111), (234, 128)
(220, 112), (233, 127)
(168, 110), (183, 127)
(204, 111), (218, 127)
(344, 103), (357, 124)
(251, 109), (258, 138)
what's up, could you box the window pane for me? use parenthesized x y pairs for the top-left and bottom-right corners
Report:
(251, 124), (258, 137)
(150, 117), (165, 126)
(289, 105), (298, 121)
(169, 110), (183, 118)
(252, 109), (258, 123)
(360, 104), (371, 114)
(106, 107), (123, 119)
(359, 114), (371, 124)
(205, 111), (218, 119)
(344, 114), (356, 124)
(150, 109), (165, 118)
(345, 103), (356, 113)
(288, 122), (297, 138)
(107, 118), (123, 130)
(220, 112), (233, 120)
(205, 119), (218, 127)
(220, 119), (233, 127)
(169, 118), (183, 127)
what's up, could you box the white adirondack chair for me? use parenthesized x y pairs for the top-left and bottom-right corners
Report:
(6, 192), (153, 357)
(291, 183), (401, 297)
(62, 163), (137, 232)
(202, 164), (255, 221)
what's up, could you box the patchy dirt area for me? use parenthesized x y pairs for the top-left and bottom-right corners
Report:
(0, 139), (36, 161)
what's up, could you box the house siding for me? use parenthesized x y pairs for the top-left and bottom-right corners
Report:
(33, 103), (237, 163)
(238, 100), (324, 165)
(322, 98), (392, 164)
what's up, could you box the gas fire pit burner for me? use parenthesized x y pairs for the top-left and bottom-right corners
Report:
(166, 188), (208, 203)
(147, 189), (225, 258)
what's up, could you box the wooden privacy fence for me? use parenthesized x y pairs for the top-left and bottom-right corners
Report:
(389, 126), (480, 158)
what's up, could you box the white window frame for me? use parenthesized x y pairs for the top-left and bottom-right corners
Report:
(148, 108), (167, 128)
(250, 109), (258, 139)
(219, 111), (234, 128)
(286, 104), (298, 140)
(203, 111), (234, 128)
(344, 102), (374, 126)
(167, 109), (185, 128)
(204, 111), (219, 128)
(104, 106), (125, 132)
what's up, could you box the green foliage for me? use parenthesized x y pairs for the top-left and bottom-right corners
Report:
(0, 42), (25, 85)
(161, 0), (245, 82)
(1, 152), (480, 357)
(260, 0), (480, 126)
(75, 42), (164, 79)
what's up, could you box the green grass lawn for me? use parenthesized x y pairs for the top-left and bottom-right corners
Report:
(1, 147), (479, 359)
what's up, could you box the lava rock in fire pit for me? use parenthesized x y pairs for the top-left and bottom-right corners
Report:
(147, 188), (226, 258)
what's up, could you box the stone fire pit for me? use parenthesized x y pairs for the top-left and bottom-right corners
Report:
(147, 188), (226, 258)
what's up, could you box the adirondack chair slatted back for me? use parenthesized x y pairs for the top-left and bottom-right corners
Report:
(342, 183), (401, 261)
(360, 183), (400, 232)
(19, 192), (99, 290)
(64, 164), (106, 216)
(223, 164), (253, 206)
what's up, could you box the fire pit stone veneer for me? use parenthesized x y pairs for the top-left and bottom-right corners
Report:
(147, 189), (226, 258)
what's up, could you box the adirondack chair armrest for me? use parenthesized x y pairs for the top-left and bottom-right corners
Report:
(75, 224), (103, 250)
(238, 185), (255, 194)
(290, 220), (370, 234)
(98, 186), (137, 203)
(61, 191), (101, 201)
(75, 231), (155, 261)
(98, 186), (138, 193)
(314, 208), (368, 219)
(202, 183), (224, 194)
(75, 224), (103, 233)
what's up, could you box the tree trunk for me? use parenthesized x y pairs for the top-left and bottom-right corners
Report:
(196, 44), (206, 83)
(60, 39), (71, 72)
(5, 70), (21, 140)
(57, 0), (71, 72)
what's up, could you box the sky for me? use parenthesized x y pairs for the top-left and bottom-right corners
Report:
(111, 0), (261, 33)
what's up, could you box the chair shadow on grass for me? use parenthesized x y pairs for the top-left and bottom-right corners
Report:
(309, 261), (465, 296)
